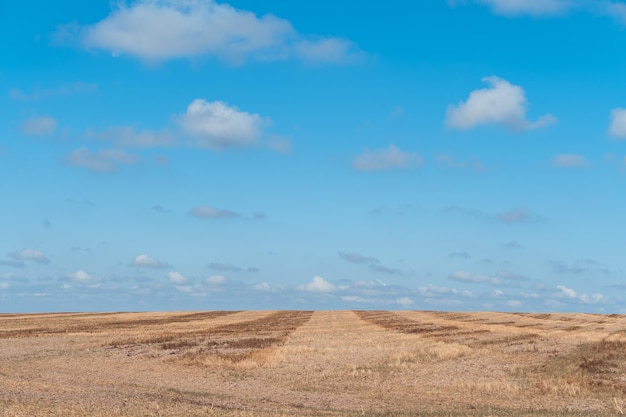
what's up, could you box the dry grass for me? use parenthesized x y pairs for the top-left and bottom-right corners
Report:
(1, 310), (626, 416)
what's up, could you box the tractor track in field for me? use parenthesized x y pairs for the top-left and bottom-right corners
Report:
(114, 310), (314, 362)
(0, 311), (240, 339)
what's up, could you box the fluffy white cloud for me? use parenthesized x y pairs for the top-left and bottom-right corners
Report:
(550, 154), (591, 168)
(20, 115), (57, 135)
(446, 76), (556, 132)
(299, 276), (336, 292)
(130, 254), (168, 269)
(9, 248), (50, 264)
(353, 145), (424, 171)
(66, 147), (138, 172)
(178, 99), (267, 149)
(71, 270), (99, 284)
(609, 108), (626, 138)
(69, 0), (361, 64)
(189, 205), (240, 219)
(167, 271), (186, 284)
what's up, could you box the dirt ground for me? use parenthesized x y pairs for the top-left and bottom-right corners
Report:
(1, 310), (626, 416)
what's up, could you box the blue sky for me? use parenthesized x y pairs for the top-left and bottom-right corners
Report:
(2, 0), (626, 313)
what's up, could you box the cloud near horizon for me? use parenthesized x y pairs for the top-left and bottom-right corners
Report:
(129, 254), (169, 269)
(299, 276), (336, 292)
(446, 76), (556, 132)
(9, 249), (50, 264)
(63, 0), (363, 65)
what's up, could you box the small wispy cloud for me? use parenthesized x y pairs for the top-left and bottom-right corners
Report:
(448, 251), (471, 259)
(496, 207), (541, 224)
(189, 206), (240, 219)
(609, 108), (626, 138)
(9, 82), (97, 101)
(129, 254), (169, 269)
(449, 270), (501, 286)
(550, 154), (591, 168)
(436, 154), (486, 171)
(9, 248), (50, 264)
(20, 115), (57, 136)
(556, 285), (604, 304)
(353, 145), (424, 171)
(338, 252), (379, 264)
(65, 147), (138, 172)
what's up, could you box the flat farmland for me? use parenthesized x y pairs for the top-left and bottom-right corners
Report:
(1, 311), (626, 416)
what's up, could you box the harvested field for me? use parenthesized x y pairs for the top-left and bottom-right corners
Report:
(1, 310), (626, 416)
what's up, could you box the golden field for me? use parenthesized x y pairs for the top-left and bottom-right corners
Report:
(1, 310), (626, 416)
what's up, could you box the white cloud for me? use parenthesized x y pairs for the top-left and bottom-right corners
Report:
(177, 99), (267, 149)
(507, 299), (522, 307)
(446, 76), (556, 132)
(253, 282), (271, 291)
(556, 284), (577, 298)
(452, 0), (626, 23)
(90, 126), (173, 148)
(20, 115), (57, 136)
(130, 254), (168, 269)
(206, 274), (227, 285)
(609, 108), (626, 138)
(469, 0), (575, 16)
(71, 269), (99, 283)
(66, 147), (138, 172)
(9, 83), (97, 101)
(551, 154), (591, 168)
(293, 38), (362, 64)
(353, 145), (424, 171)
(604, 2), (626, 23)
(396, 297), (413, 307)
(68, 0), (361, 65)
(189, 205), (240, 219)
(449, 271), (501, 285)
(556, 284), (604, 304)
(299, 276), (336, 293)
(9, 248), (50, 264)
(167, 271), (186, 284)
